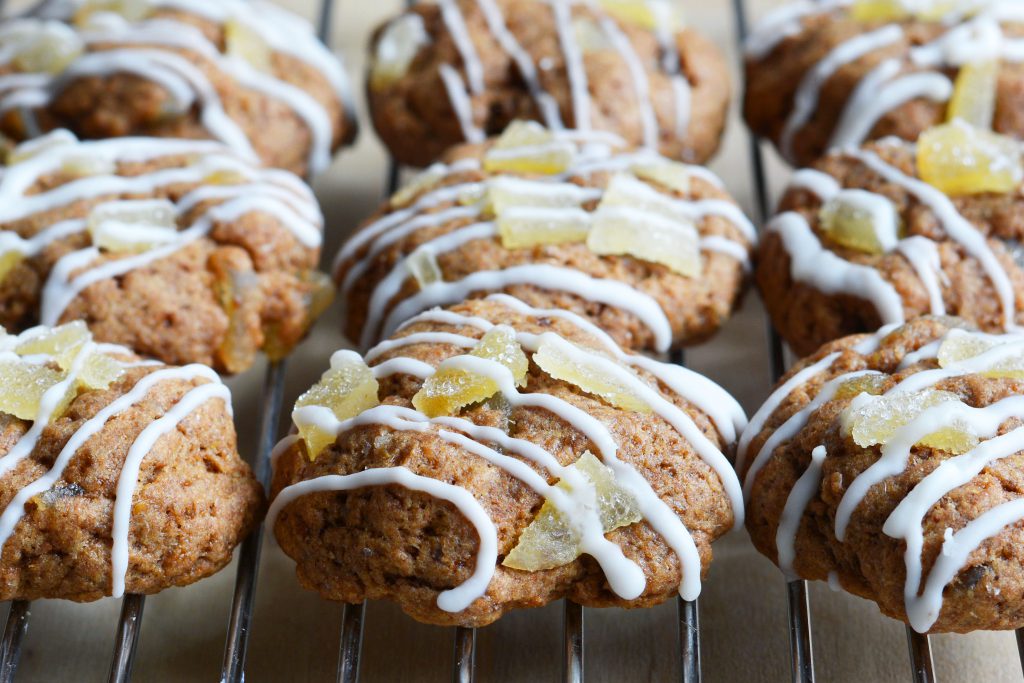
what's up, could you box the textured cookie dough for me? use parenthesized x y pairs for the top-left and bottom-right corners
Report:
(744, 0), (1024, 166)
(0, 0), (356, 176)
(367, 0), (729, 167)
(335, 128), (754, 353)
(270, 296), (745, 627)
(0, 131), (330, 374)
(740, 316), (1024, 633)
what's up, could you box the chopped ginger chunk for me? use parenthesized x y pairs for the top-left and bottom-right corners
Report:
(484, 121), (575, 175)
(917, 120), (1022, 196)
(498, 207), (591, 249)
(818, 189), (901, 254)
(533, 333), (651, 412)
(937, 329), (1024, 378)
(412, 326), (528, 417)
(834, 374), (888, 401)
(842, 388), (977, 454)
(948, 59), (999, 129)
(504, 451), (642, 571)
(87, 199), (178, 253)
(371, 13), (429, 89)
(225, 19), (271, 72)
(294, 351), (379, 459)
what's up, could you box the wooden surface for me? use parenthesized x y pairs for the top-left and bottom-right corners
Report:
(6, 0), (1024, 680)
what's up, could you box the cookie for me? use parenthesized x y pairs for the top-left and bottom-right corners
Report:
(756, 135), (1024, 358)
(0, 0), (356, 176)
(366, 0), (729, 167)
(269, 295), (745, 627)
(744, 0), (1024, 166)
(334, 122), (755, 353)
(0, 130), (330, 374)
(739, 316), (1024, 633)
(0, 321), (263, 601)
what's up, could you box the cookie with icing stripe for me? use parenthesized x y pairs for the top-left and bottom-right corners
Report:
(0, 130), (330, 374)
(334, 123), (755, 353)
(366, 0), (729, 167)
(757, 134), (1024, 358)
(743, 0), (1024, 167)
(269, 295), (745, 627)
(740, 316), (1024, 633)
(0, 0), (356, 177)
(0, 322), (262, 601)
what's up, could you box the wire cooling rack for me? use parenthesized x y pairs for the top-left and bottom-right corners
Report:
(2, 0), (1024, 681)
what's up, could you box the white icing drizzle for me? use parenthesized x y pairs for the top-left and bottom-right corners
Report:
(550, 0), (591, 131)
(0, 134), (321, 329)
(439, 0), (485, 94)
(749, 0), (1024, 158)
(276, 293), (746, 610)
(897, 235), (947, 315)
(744, 322), (1024, 632)
(0, 332), (228, 598)
(766, 212), (906, 326)
(439, 64), (487, 144)
(337, 139), (753, 351)
(267, 465), (498, 613)
(2, 1), (350, 175)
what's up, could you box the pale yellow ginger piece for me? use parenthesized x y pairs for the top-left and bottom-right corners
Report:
(573, 16), (613, 53)
(9, 21), (84, 74)
(412, 326), (528, 417)
(88, 199), (179, 253)
(371, 13), (429, 89)
(631, 160), (693, 196)
(73, 0), (150, 25)
(16, 320), (123, 389)
(61, 153), (116, 178)
(818, 189), (901, 254)
(484, 177), (592, 216)
(850, 0), (958, 21)
(6, 130), (77, 165)
(295, 351), (379, 459)
(484, 121), (575, 175)
(0, 360), (66, 421)
(225, 19), (272, 72)
(597, 0), (684, 31)
(948, 59), (999, 129)
(405, 246), (443, 288)
(842, 388), (977, 454)
(0, 250), (25, 283)
(533, 334), (651, 412)
(392, 165), (445, 208)
(937, 329), (1024, 378)
(504, 450), (643, 571)
(917, 120), (1023, 195)
(588, 174), (701, 276)
(834, 374), (888, 401)
(498, 207), (592, 249)
(203, 168), (248, 186)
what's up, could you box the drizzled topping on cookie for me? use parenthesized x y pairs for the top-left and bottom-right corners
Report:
(740, 319), (1024, 631)
(271, 294), (747, 612)
(0, 319), (230, 598)
(335, 123), (756, 351)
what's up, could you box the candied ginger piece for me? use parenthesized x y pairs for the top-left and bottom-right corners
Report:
(73, 0), (150, 25)
(0, 233), (29, 283)
(484, 177), (594, 215)
(406, 246), (443, 288)
(849, 0), (908, 21)
(631, 160), (693, 195)
(16, 320), (90, 369)
(77, 351), (124, 391)
(6, 129), (77, 165)
(818, 189), (901, 254)
(371, 13), (429, 89)
(484, 121), (575, 175)
(412, 326), (527, 417)
(533, 333), (651, 412)
(88, 199), (179, 253)
(295, 350), (379, 459)
(833, 373), (888, 401)
(937, 329), (1024, 378)
(503, 451), (642, 571)
(917, 120), (1023, 196)
(588, 202), (700, 277)
(8, 21), (84, 74)
(225, 19), (271, 72)
(61, 153), (116, 178)
(0, 359), (66, 421)
(842, 389), (977, 453)
(948, 59), (999, 129)
(498, 207), (591, 249)
(597, 0), (683, 30)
